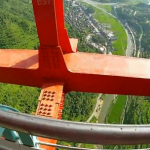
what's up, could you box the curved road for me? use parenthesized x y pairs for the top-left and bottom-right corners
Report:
(136, 22), (143, 57)
(113, 7), (135, 56)
(79, 0), (136, 125)
(77, 94), (102, 148)
(82, 1), (117, 5)
(80, 0), (135, 57)
(125, 23), (136, 56)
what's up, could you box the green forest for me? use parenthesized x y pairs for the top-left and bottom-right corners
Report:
(0, 1), (98, 149)
(105, 96), (150, 149)
(96, 0), (128, 3)
(0, 0), (39, 113)
(104, 3), (150, 149)
(0, 0), (98, 121)
(116, 3), (150, 57)
(1, 0), (150, 149)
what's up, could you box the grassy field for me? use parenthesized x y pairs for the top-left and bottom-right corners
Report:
(93, 7), (127, 55)
(107, 95), (127, 123)
(81, 143), (95, 149)
(92, 5), (128, 124)
(90, 116), (97, 123)
(101, 94), (105, 100)
(80, 2), (128, 125)
(125, 0), (144, 5)
(97, 5), (112, 12)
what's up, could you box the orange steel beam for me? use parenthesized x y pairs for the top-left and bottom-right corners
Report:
(0, 49), (150, 96)
(0, 0), (149, 150)
(32, 0), (77, 53)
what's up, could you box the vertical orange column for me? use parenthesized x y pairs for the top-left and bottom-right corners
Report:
(32, 0), (74, 53)
(36, 81), (64, 150)
(32, 0), (59, 46)
(54, 0), (73, 53)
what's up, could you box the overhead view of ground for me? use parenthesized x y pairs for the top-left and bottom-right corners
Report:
(0, 0), (150, 149)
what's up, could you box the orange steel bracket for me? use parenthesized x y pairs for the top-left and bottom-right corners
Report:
(36, 81), (65, 150)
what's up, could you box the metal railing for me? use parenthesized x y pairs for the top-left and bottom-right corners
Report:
(1, 139), (150, 150)
(1, 110), (150, 146)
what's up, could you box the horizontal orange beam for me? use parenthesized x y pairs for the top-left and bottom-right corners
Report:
(65, 53), (149, 79)
(0, 49), (41, 87)
(0, 49), (38, 69)
(64, 53), (150, 96)
(0, 50), (150, 96)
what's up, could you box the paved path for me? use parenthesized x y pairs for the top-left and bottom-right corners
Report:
(86, 94), (102, 122)
(77, 94), (102, 148)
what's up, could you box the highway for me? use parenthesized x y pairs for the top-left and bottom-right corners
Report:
(81, 0), (117, 18)
(136, 22), (143, 57)
(125, 23), (136, 56)
(81, 1), (117, 6)
(113, 7), (135, 57)
(80, 0), (134, 57)
(124, 25), (134, 56)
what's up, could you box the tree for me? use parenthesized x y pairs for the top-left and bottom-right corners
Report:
(86, 6), (95, 14)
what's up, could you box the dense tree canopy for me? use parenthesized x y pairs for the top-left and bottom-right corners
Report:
(86, 6), (95, 14)
(0, 0), (98, 119)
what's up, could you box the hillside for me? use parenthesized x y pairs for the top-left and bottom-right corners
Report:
(0, 0), (39, 49)
(104, 3), (150, 149)
(95, 0), (147, 3)
(96, 0), (128, 3)
(0, 0), (39, 113)
(116, 4), (150, 56)
(135, 2), (150, 8)
(2, 0), (150, 149)
(0, 0), (98, 121)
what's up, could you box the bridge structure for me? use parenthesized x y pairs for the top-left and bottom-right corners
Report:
(1, 0), (150, 150)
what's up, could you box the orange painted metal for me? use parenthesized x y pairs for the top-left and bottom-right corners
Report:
(0, 0), (149, 150)
(32, 0), (77, 53)
(36, 81), (64, 150)
(36, 81), (64, 118)
(0, 49), (38, 69)
(0, 50), (150, 96)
